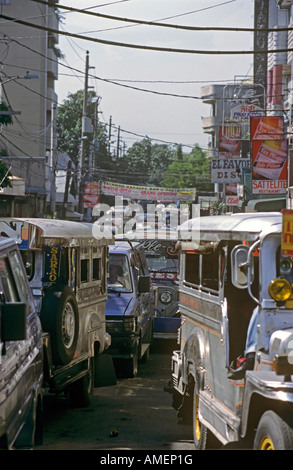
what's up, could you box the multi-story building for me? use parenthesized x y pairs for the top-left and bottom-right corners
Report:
(201, 0), (293, 212)
(0, 0), (59, 216)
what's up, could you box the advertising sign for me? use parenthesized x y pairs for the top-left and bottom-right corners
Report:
(250, 116), (284, 141)
(219, 125), (241, 157)
(101, 181), (195, 201)
(223, 84), (265, 125)
(252, 140), (287, 194)
(281, 210), (293, 256)
(225, 184), (239, 206)
(84, 181), (100, 208)
(211, 158), (250, 184)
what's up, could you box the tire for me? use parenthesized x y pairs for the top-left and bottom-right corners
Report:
(254, 411), (293, 450)
(69, 359), (94, 408)
(123, 342), (139, 378)
(40, 286), (79, 365)
(192, 385), (208, 450)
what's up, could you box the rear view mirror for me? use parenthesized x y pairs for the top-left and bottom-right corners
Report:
(1, 302), (27, 342)
(138, 275), (151, 294)
(231, 244), (254, 289)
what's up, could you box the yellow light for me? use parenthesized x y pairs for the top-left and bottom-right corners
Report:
(268, 278), (292, 301)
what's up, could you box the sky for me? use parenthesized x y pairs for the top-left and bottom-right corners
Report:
(55, 0), (255, 154)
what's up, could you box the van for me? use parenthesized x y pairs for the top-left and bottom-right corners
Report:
(0, 237), (43, 449)
(0, 218), (115, 408)
(106, 240), (154, 377)
(171, 212), (293, 450)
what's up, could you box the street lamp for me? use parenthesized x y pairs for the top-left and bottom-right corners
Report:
(0, 72), (40, 116)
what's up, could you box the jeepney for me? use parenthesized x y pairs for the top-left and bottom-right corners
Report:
(122, 229), (181, 339)
(0, 218), (116, 407)
(171, 211), (293, 449)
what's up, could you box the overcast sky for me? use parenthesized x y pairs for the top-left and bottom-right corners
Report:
(55, 0), (255, 154)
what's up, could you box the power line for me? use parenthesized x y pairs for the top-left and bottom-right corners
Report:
(0, 12), (292, 55)
(30, 0), (293, 34)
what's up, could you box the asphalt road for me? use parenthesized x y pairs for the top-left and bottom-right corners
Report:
(37, 339), (194, 451)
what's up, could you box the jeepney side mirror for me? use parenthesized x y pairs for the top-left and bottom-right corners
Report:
(231, 244), (254, 289)
(138, 275), (151, 294)
(1, 302), (27, 342)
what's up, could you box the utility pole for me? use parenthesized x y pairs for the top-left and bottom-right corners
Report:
(78, 51), (90, 214)
(50, 102), (57, 216)
(108, 115), (112, 158)
(116, 125), (120, 159)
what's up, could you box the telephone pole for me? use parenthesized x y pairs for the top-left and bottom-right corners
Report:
(78, 51), (90, 214)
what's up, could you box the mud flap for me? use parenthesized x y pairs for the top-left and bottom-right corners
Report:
(94, 353), (117, 387)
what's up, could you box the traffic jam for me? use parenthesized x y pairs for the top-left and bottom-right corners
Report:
(2, 206), (293, 450)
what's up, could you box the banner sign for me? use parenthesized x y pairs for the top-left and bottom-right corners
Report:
(252, 140), (287, 194)
(211, 158), (250, 184)
(101, 181), (196, 201)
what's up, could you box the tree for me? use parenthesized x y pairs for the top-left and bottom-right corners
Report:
(115, 137), (176, 185)
(0, 160), (12, 188)
(57, 90), (109, 168)
(163, 144), (213, 195)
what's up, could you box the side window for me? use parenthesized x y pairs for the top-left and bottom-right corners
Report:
(92, 247), (101, 281)
(202, 251), (219, 291)
(80, 247), (89, 284)
(9, 250), (33, 309)
(0, 255), (19, 302)
(185, 253), (200, 286)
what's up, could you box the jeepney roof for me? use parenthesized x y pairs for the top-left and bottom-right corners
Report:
(109, 240), (141, 254)
(0, 218), (113, 247)
(178, 212), (282, 244)
(117, 229), (178, 242)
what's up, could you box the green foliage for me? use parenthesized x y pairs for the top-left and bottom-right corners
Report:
(57, 90), (109, 167)
(163, 144), (213, 194)
(0, 101), (13, 126)
(115, 137), (176, 185)
(0, 160), (12, 188)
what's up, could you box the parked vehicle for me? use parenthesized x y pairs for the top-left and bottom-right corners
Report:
(0, 218), (116, 408)
(0, 237), (43, 449)
(122, 230), (181, 339)
(171, 212), (293, 450)
(106, 240), (154, 377)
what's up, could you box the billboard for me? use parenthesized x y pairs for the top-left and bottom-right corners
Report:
(211, 158), (250, 184)
(250, 116), (284, 141)
(219, 125), (241, 157)
(251, 140), (287, 194)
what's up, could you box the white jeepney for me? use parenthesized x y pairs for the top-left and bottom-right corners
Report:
(171, 211), (293, 450)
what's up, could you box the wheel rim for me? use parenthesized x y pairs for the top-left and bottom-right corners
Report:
(259, 437), (274, 450)
(62, 302), (75, 349)
(194, 394), (201, 442)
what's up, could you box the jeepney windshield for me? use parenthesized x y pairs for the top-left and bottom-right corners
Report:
(108, 254), (132, 292)
(146, 256), (178, 273)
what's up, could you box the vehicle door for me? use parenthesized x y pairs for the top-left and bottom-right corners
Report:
(0, 248), (40, 444)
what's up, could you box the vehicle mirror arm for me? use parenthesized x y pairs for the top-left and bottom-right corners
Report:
(247, 240), (260, 305)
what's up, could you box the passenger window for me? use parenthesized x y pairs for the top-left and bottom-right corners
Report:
(9, 250), (32, 308)
(0, 255), (19, 302)
(92, 258), (100, 281)
(81, 258), (89, 283)
(185, 253), (200, 286)
(202, 251), (219, 291)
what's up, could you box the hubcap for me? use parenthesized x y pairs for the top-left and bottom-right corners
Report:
(62, 302), (75, 348)
(260, 437), (274, 450)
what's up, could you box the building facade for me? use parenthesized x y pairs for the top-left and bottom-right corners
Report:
(0, 0), (59, 216)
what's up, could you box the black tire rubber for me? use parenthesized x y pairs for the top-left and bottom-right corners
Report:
(40, 286), (79, 365)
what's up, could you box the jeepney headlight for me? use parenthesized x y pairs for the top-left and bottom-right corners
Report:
(124, 317), (137, 332)
(160, 290), (172, 304)
(268, 278), (292, 302)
